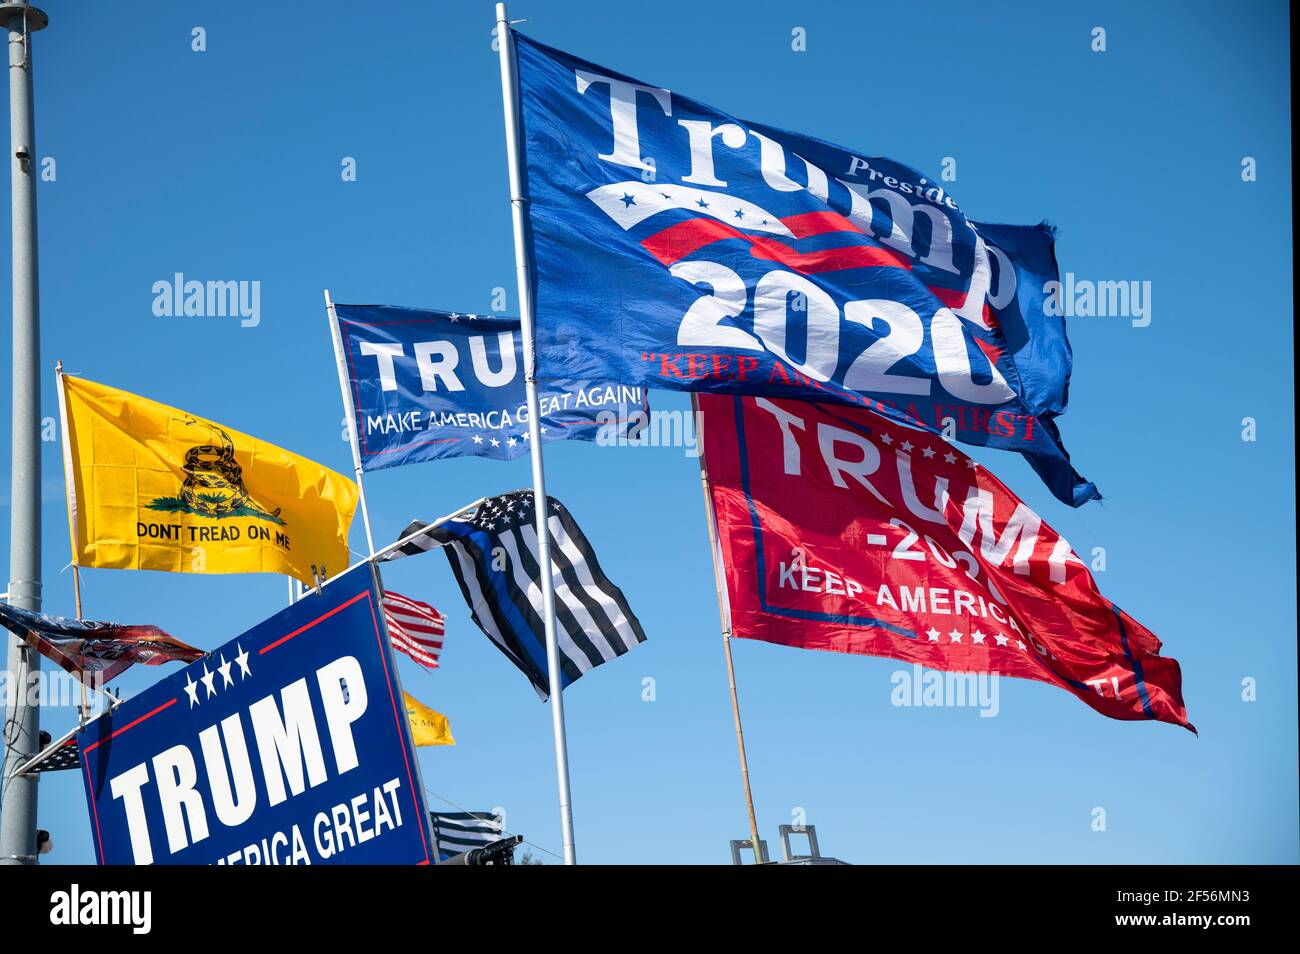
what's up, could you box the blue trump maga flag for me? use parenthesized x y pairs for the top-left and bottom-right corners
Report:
(511, 33), (1098, 507)
(333, 303), (647, 469)
(76, 563), (435, 865)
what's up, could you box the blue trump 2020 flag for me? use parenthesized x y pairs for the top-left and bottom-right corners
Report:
(332, 304), (647, 469)
(511, 33), (1098, 507)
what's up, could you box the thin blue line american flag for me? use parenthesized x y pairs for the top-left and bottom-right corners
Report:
(382, 590), (444, 670)
(429, 811), (503, 861)
(380, 491), (646, 698)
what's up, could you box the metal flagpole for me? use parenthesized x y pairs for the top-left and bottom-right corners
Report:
(282, 497), (486, 595)
(495, 2), (577, 865)
(322, 289), (440, 857)
(324, 289), (377, 560)
(692, 395), (766, 863)
(53, 363), (88, 722)
(0, 0), (47, 866)
(370, 497), (485, 563)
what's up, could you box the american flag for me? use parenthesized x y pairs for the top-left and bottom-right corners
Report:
(381, 491), (646, 698)
(382, 590), (445, 671)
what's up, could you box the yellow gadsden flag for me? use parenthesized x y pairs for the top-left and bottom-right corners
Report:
(60, 374), (358, 587)
(403, 691), (455, 747)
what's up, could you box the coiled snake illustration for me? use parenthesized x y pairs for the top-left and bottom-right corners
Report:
(147, 418), (284, 524)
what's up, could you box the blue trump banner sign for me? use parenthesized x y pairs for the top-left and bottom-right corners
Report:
(332, 303), (648, 469)
(77, 564), (434, 865)
(511, 33), (1097, 507)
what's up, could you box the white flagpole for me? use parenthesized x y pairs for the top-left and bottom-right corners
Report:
(324, 289), (377, 560)
(371, 496), (486, 563)
(55, 362), (89, 723)
(322, 292), (442, 857)
(495, 2), (577, 865)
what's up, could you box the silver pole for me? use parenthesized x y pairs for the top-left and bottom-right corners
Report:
(322, 290), (441, 858)
(370, 496), (485, 564)
(0, 0), (46, 866)
(323, 291), (377, 561)
(319, 300), (452, 868)
(495, 2), (576, 865)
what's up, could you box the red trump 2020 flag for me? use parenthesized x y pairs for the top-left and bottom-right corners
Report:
(700, 394), (1192, 731)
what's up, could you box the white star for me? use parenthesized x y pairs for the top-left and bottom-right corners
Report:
(994, 633), (1010, 647)
(922, 446), (936, 459)
(184, 672), (200, 708)
(943, 451), (957, 464)
(507, 437), (517, 447)
(948, 629), (962, 643)
(540, 426), (548, 434)
(522, 432), (530, 441)
(926, 627), (940, 642)
(449, 312), (461, 322)
(234, 643), (251, 679)
(879, 433), (893, 445)
(200, 663), (217, 698)
(966, 459), (979, 469)
(900, 440), (913, 453)
(489, 438), (500, 447)
(467, 313), (479, 320)
(472, 434), (484, 444)
(971, 629), (987, 645)
(217, 654), (233, 687)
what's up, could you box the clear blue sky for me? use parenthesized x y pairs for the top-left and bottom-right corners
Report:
(3, 0), (1293, 864)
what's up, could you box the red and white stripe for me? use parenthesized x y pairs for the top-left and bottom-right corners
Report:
(383, 590), (445, 671)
